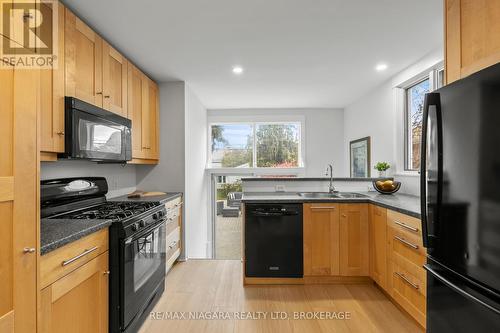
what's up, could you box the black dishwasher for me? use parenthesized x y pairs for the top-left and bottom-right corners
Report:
(245, 203), (303, 277)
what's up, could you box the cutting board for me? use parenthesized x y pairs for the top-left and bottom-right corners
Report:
(127, 190), (166, 198)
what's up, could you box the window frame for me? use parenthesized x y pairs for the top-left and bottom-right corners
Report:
(403, 67), (444, 171)
(207, 120), (304, 170)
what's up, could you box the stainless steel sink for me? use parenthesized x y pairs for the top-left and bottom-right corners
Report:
(298, 192), (368, 199)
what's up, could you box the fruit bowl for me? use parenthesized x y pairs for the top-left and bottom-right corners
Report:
(372, 179), (401, 194)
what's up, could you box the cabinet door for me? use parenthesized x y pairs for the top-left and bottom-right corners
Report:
(369, 205), (387, 289)
(65, 8), (103, 106)
(40, 252), (109, 333)
(145, 78), (159, 160)
(103, 41), (127, 116)
(303, 203), (339, 276)
(40, 2), (65, 153)
(446, 0), (500, 84)
(127, 63), (145, 159)
(0, 44), (38, 333)
(339, 204), (369, 276)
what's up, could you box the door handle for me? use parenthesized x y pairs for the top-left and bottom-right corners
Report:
(394, 271), (419, 290)
(394, 236), (419, 250)
(61, 246), (98, 266)
(23, 247), (36, 254)
(394, 220), (418, 233)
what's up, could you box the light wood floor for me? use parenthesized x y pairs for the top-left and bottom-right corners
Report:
(139, 260), (423, 333)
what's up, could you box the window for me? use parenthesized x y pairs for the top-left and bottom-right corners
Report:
(209, 122), (302, 168)
(404, 67), (444, 171)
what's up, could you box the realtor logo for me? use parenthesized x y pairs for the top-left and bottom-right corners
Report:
(1, 0), (58, 68)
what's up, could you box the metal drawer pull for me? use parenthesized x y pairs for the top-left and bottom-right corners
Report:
(168, 240), (177, 249)
(310, 206), (336, 210)
(23, 247), (36, 254)
(174, 202), (183, 208)
(394, 220), (418, 232)
(61, 246), (99, 266)
(394, 236), (419, 250)
(394, 271), (419, 290)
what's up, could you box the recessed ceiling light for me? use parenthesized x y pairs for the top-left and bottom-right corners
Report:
(232, 66), (244, 74)
(375, 63), (388, 72)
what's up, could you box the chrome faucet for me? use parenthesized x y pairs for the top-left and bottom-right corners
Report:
(325, 164), (337, 193)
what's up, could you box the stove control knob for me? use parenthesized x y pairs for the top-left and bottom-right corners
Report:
(158, 211), (164, 218)
(139, 220), (146, 227)
(152, 213), (158, 220)
(131, 223), (139, 231)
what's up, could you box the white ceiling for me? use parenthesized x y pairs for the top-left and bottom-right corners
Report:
(62, 0), (443, 109)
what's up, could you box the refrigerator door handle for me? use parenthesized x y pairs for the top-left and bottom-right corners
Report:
(420, 92), (443, 248)
(424, 264), (500, 316)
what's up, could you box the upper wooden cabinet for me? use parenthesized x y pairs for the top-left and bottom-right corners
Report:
(103, 41), (128, 116)
(369, 205), (387, 290)
(339, 204), (369, 276)
(445, 0), (500, 84)
(65, 8), (103, 107)
(303, 203), (340, 276)
(40, 2), (65, 154)
(127, 63), (159, 162)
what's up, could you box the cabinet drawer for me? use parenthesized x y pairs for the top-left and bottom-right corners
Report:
(165, 197), (182, 211)
(41, 229), (109, 288)
(387, 210), (422, 237)
(389, 255), (426, 327)
(388, 225), (426, 266)
(166, 226), (181, 260)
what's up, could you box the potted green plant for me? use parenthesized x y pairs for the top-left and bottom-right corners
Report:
(374, 162), (391, 177)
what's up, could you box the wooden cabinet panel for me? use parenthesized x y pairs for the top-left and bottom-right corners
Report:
(40, 2), (65, 153)
(127, 63), (145, 158)
(339, 204), (369, 276)
(303, 203), (340, 276)
(40, 252), (109, 333)
(445, 0), (500, 84)
(0, 41), (39, 332)
(103, 41), (127, 116)
(145, 79), (159, 159)
(369, 205), (387, 290)
(65, 8), (103, 106)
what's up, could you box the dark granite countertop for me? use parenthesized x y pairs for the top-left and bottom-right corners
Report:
(241, 191), (420, 218)
(40, 218), (112, 255)
(241, 177), (392, 182)
(109, 192), (182, 204)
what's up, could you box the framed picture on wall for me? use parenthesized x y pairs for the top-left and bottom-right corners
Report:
(350, 137), (371, 178)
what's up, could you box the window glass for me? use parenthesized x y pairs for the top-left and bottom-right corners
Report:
(210, 124), (253, 168)
(406, 78), (430, 170)
(255, 123), (300, 168)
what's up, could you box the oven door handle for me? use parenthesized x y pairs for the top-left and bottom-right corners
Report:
(124, 219), (166, 243)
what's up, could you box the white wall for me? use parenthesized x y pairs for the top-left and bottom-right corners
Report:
(207, 108), (346, 177)
(184, 85), (209, 258)
(343, 48), (443, 195)
(41, 160), (137, 198)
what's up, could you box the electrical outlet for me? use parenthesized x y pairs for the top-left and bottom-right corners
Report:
(275, 184), (286, 192)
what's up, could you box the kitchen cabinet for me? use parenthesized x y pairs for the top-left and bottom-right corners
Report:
(339, 204), (369, 276)
(165, 196), (183, 272)
(0, 37), (39, 333)
(303, 203), (340, 276)
(40, 2), (65, 155)
(445, 0), (500, 84)
(369, 205), (387, 290)
(127, 63), (159, 163)
(40, 252), (109, 333)
(65, 8), (103, 107)
(103, 41), (128, 116)
(387, 210), (426, 328)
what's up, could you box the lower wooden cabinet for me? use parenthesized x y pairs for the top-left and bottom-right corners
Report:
(339, 204), (369, 276)
(303, 203), (340, 276)
(165, 196), (183, 272)
(40, 252), (109, 333)
(369, 205), (387, 290)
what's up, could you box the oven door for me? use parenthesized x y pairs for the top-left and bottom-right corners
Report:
(64, 100), (132, 161)
(121, 221), (166, 330)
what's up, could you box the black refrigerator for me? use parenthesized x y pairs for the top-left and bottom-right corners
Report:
(421, 63), (500, 331)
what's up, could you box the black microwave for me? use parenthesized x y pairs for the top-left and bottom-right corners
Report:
(61, 97), (132, 162)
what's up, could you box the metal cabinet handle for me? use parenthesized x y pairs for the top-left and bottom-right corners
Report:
(168, 240), (177, 249)
(104, 95), (110, 98)
(394, 236), (419, 250)
(23, 247), (36, 254)
(56, 131), (65, 136)
(310, 206), (336, 210)
(61, 246), (98, 266)
(96, 91), (103, 95)
(103, 270), (110, 275)
(394, 271), (419, 289)
(142, 146), (151, 149)
(394, 220), (418, 233)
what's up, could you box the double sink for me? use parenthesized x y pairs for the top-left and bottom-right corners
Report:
(298, 192), (368, 199)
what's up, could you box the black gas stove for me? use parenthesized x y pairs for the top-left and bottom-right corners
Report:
(41, 177), (167, 333)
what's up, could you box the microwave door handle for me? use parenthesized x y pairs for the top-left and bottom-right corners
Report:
(420, 92), (443, 248)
